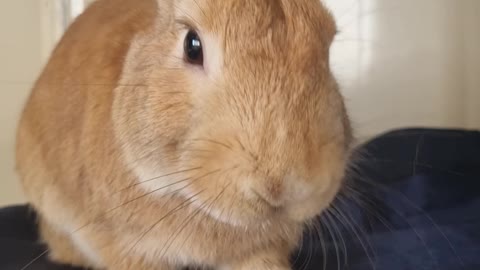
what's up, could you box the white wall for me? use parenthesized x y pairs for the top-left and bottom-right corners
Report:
(1, 0), (479, 206)
(0, 0), (43, 206)
(324, 0), (480, 140)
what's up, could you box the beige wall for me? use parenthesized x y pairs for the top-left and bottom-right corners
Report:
(0, 0), (43, 206)
(463, 0), (480, 129)
(1, 0), (479, 206)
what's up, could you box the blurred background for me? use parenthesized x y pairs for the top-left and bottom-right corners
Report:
(0, 0), (479, 206)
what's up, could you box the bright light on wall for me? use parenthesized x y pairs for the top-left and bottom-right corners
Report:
(322, 0), (377, 91)
(70, 0), (86, 18)
(58, 0), (86, 31)
(40, 0), (88, 62)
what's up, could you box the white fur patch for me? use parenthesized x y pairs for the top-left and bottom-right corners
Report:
(186, 190), (243, 227)
(45, 214), (103, 267)
(202, 33), (224, 79)
(41, 189), (103, 266)
(70, 232), (104, 267)
(130, 164), (193, 197)
(284, 171), (312, 203)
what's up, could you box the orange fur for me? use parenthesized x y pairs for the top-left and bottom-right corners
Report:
(16, 0), (352, 269)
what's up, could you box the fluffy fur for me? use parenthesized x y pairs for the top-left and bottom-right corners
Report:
(16, 0), (352, 269)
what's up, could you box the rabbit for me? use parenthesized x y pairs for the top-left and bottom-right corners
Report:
(15, 0), (352, 269)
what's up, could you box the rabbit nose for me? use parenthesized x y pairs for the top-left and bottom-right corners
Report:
(251, 182), (285, 208)
(250, 173), (312, 208)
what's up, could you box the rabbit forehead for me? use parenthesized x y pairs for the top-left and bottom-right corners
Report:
(174, 0), (336, 40)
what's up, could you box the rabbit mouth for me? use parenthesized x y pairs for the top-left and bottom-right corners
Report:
(182, 188), (327, 230)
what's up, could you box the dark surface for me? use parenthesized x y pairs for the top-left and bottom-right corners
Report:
(2, 128), (479, 270)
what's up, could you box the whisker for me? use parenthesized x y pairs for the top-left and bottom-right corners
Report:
(329, 201), (377, 270)
(347, 153), (467, 177)
(416, 162), (467, 177)
(188, 138), (233, 151)
(74, 183), (189, 234)
(326, 209), (349, 270)
(161, 182), (232, 257)
(353, 177), (465, 268)
(213, 186), (240, 232)
(192, 0), (207, 18)
(322, 213), (341, 270)
(312, 221), (328, 270)
(19, 168), (200, 269)
(20, 249), (49, 270)
(339, 189), (395, 232)
(0, 68), (188, 87)
(297, 222), (314, 270)
(126, 190), (205, 255)
(114, 167), (201, 193)
(201, 176), (233, 223)
(173, 3), (202, 26)
(294, 222), (309, 270)
(412, 133), (425, 175)
(160, 197), (213, 257)
(291, 225), (306, 267)
(181, 149), (215, 154)
(74, 169), (221, 234)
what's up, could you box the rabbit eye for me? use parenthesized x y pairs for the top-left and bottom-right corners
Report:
(184, 30), (203, 66)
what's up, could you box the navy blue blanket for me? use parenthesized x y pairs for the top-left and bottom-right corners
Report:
(1, 128), (479, 270)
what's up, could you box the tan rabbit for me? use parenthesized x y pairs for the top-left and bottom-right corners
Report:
(16, 0), (352, 269)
